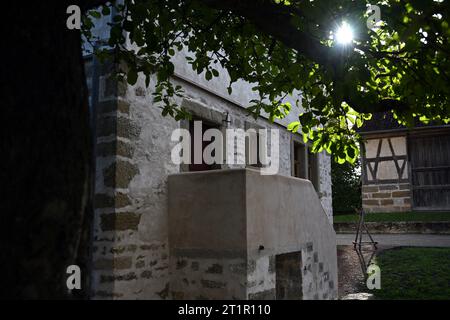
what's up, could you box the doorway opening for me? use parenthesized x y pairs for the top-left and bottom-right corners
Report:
(275, 252), (303, 300)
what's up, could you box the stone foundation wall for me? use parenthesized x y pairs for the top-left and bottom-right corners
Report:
(246, 255), (277, 300)
(247, 244), (336, 300)
(88, 63), (176, 299)
(168, 246), (336, 300)
(362, 183), (412, 213)
(169, 255), (248, 300)
(300, 243), (336, 300)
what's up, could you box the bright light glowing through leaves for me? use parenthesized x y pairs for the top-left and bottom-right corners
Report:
(335, 22), (354, 45)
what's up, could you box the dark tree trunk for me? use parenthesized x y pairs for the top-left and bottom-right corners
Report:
(1, 3), (93, 298)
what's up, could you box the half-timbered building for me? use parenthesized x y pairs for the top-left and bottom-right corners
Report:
(360, 112), (450, 213)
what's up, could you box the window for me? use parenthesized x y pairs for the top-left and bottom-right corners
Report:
(188, 118), (222, 172)
(293, 141), (307, 179)
(247, 130), (264, 168)
(308, 148), (319, 191)
(245, 122), (266, 168)
(292, 138), (319, 191)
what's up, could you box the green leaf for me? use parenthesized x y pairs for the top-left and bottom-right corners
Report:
(102, 6), (111, 16)
(89, 11), (101, 19)
(287, 121), (300, 133)
(127, 69), (138, 85)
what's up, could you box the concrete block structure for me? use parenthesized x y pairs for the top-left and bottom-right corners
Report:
(168, 169), (337, 300)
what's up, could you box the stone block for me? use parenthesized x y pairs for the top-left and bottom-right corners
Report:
(206, 263), (223, 274)
(248, 289), (276, 300)
(363, 199), (379, 206)
(247, 260), (256, 273)
(362, 186), (379, 193)
(115, 192), (132, 208)
(176, 260), (188, 270)
(117, 99), (130, 114)
(100, 272), (137, 283)
(201, 279), (226, 289)
(141, 270), (153, 279)
(378, 184), (399, 191)
(94, 192), (131, 209)
(392, 190), (411, 198)
(191, 262), (199, 271)
(399, 184), (411, 190)
(96, 116), (141, 140)
(100, 212), (141, 231)
(103, 160), (139, 188)
(135, 87), (146, 97)
(117, 117), (141, 140)
(229, 262), (246, 275)
(372, 192), (391, 198)
(380, 199), (394, 205)
(94, 256), (132, 270)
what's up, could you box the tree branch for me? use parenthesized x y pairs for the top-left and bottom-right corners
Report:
(199, 0), (413, 114)
(80, 0), (109, 12)
(346, 97), (409, 114)
(198, 0), (336, 68)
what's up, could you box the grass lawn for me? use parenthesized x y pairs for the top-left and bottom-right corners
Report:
(333, 211), (450, 223)
(370, 247), (450, 300)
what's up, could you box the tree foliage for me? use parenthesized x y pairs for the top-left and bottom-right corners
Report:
(84, 0), (450, 164)
(331, 157), (361, 215)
